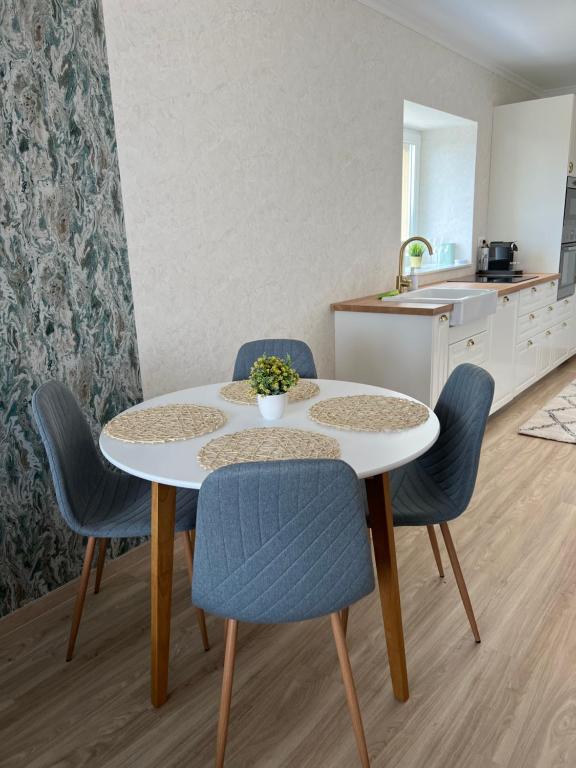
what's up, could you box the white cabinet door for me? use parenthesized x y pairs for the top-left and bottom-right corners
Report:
(488, 96), (572, 274)
(430, 313), (450, 406)
(555, 319), (573, 362)
(515, 337), (538, 392)
(538, 329), (554, 374)
(487, 293), (518, 410)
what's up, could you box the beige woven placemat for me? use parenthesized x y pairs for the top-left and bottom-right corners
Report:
(308, 395), (429, 432)
(103, 404), (227, 444)
(219, 379), (320, 406)
(197, 427), (340, 470)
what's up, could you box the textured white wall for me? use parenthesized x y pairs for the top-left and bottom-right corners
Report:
(418, 124), (478, 265)
(102, 0), (531, 396)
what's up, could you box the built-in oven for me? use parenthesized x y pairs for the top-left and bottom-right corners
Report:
(563, 177), (576, 244)
(558, 243), (576, 299)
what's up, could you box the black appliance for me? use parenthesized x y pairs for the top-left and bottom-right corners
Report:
(558, 243), (576, 299)
(562, 177), (576, 245)
(448, 274), (534, 284)
(558, 178), (576, 299)
(486, 241), (519, 272)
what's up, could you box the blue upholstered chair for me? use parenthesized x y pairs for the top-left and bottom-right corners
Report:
(193, 459), (374, 768)
(32, 381), (209, 660)
(390, 363), (494, 642)
(232, 338), (317, 380)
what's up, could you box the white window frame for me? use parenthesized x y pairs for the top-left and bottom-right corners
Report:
(403, 128), (421, 240)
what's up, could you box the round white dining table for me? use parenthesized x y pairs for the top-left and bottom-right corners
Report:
(100, 379), (440, 708)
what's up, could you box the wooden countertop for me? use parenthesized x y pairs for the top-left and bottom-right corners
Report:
(331, 273), (560, 315)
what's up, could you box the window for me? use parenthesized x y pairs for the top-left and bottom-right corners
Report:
(402, 100), (478, 273)
(401, 129), (421, 241)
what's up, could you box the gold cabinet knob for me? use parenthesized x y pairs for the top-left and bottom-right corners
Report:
(531, 287), (537, 293)
(570, 161), (574, 173)
(563, 322), (568, 327)
(548, 305), (554, 311)
(565, 299), (570, 304)
(529, 313), (535, 320)
(550, 281), (556, 287)
(527, 339), (533, 347)
(439, 314), (448, 323)
(545, 330), (552, 336)
(503, 295), (510, 303)
(466, 338), (475, 348)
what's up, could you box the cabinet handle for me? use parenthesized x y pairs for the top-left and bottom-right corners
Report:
(439, 314), (448, 323)
(570, 161), (574, 173)
(466, 338), (475, 348)
(529, 313), (535, 320)
(545, 330), (551, 336)
(527, 340), (533, 347)
(531, 287), (537, 293)
(503, 295), (510, 304)
(550, 281), (556, 287)
(565, 299), (570, 304)
(548, 305), (554, 312)
(563, 322), (568, 327)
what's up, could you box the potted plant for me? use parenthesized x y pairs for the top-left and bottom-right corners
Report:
(408, 241), (425, 268)
(249, 355), (299, 420)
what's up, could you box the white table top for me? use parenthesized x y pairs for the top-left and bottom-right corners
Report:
(99, 379), (440, 489)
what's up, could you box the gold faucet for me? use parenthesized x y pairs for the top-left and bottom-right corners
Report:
(396, 236), (434, 293)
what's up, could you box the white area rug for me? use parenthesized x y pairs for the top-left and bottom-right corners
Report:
(519, 380), (576, 443)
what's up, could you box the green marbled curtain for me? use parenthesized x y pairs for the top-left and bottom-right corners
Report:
(0, 0), (142, 616)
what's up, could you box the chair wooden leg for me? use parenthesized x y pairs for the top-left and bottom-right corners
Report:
(426, 525), (444, 578)
(216, 618), (238, 768)
(181, 531), (194, 582)
(181, 531), (210, 651)
(66, 536), (96, 662)
(93, 538), (109, 594)
(439, 523), (481, 643)
(330, 613), (371, 768)
(195, 607), (210, 652)
(341, 607), (350, 637)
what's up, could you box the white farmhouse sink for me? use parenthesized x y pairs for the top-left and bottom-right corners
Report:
(380, 286), (498, 326)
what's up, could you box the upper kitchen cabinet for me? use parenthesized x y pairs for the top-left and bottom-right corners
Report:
(488, 94), (575, 274)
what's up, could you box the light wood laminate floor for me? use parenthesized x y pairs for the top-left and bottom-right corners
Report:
(3, 360), (576, 768)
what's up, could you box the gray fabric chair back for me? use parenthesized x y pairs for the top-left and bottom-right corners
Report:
(419, 363), (494, 514)
(192, 459), (374, 623)
(232, 339), (317, 380)
(32, 381), (104, 531)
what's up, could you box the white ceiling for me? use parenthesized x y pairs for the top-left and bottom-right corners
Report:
(359, 0), (576, 95)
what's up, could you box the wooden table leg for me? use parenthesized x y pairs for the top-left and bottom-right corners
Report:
(365, 472), (409, 702)
(151, 482), (176, 707)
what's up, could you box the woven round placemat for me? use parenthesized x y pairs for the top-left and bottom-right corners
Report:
(219, 379), (320, 406)
(103, 404), (227, 444)
(197, 427), (340, 470)
(308, 395), (429, 432)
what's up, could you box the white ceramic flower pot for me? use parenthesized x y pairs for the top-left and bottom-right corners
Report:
(257, 392), (287, 421)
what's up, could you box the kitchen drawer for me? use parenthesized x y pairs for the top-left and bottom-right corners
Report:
(449, 330), (487, 373)
(541, 278), (558, 303)
(541, 300), (557, 328)
(448, 317), (489, 344)
(517, 307), (543, 342)
(518, 280), (558, 314)
(556, 295), (574, 321)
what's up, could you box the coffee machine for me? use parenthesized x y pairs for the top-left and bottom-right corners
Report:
(478, 241), (520, 275)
